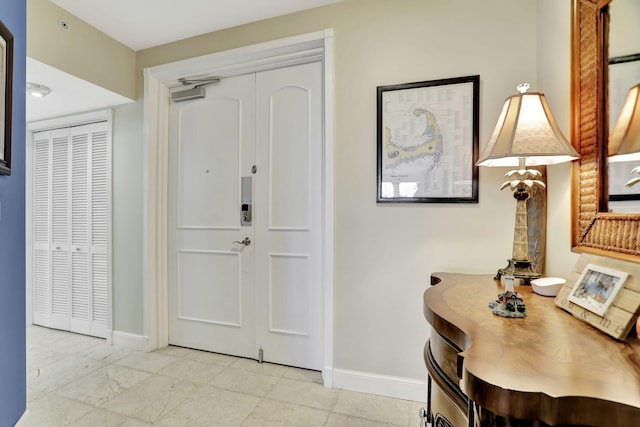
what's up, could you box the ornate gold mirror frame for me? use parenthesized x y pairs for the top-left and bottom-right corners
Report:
(572, 0), (640, 261)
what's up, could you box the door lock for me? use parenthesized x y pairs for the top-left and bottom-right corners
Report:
(241, 203), (252, 225)
(233, 237), (251, 246)
(241, 176), (252, 226)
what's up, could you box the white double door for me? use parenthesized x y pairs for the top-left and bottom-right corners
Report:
(168, 62), (323, 370)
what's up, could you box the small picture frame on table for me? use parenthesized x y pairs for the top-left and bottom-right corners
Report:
(568, 264), (628, 317)
(376, 75), (479, 203)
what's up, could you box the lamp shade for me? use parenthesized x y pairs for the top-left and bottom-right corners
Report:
(609, 83), (640, 162)
(477, 91), (579, 167)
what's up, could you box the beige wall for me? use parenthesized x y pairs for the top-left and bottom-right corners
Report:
(137, 0), (577, 381)
(30, 0), (580, 388)
(112, 101), (144, 335)
(27, 0), (136, 99)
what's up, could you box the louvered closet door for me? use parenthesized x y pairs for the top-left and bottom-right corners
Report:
(49, 129), (71, 331)
(32, 131), (51, 326)
(69, 128), (90, 333)
(87, 124), (110, 337)
(31, 121), (111, 338)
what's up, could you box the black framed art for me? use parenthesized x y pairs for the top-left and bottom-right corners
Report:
(376, 75), (479, 203)
(0, 20), (13, 176)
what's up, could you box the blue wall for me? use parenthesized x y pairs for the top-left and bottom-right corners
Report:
(0, 0), (26, 425)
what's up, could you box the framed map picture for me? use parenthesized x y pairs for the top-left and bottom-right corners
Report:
(0, 21), (13, 176)
(376, 75), (479, 203)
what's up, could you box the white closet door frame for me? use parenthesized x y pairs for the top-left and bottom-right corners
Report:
(26, 110), (114, 336)
(143, 30), (335, 385)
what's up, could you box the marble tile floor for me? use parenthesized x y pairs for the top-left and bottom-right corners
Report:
(17, 326), (424, 427)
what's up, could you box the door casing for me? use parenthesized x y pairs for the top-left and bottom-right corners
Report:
(142, 29), (335, 385)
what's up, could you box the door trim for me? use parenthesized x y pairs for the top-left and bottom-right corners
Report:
(142, 29), (335, 386)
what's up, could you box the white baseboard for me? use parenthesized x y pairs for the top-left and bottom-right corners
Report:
(331, 368), (427, 402)
(108, 330), (150, 352)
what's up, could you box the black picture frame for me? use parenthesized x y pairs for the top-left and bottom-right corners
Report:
(0, 21), (13, 176)
(376, 75), (479, 203)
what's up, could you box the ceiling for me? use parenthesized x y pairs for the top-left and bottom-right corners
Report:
(51, 0), (342, 51)
(26, 57), (132, 123)
(26, 0), (342, 123)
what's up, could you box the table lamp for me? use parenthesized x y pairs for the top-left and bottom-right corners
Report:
(477, 84), (579, 284)
(608, 83), (640, 187)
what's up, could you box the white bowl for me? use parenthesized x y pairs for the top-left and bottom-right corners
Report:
(531, 277), (565, 297)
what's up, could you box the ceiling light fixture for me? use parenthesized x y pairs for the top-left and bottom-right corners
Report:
(26, 82), (51, 98)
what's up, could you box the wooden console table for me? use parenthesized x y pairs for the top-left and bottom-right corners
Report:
(423, 272), (640, 427)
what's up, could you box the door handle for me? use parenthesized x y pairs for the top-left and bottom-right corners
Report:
(233, 237), (251, 246)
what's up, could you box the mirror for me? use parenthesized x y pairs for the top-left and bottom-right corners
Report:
(607, 0), (640, 212)
(571, 0), (640, 260)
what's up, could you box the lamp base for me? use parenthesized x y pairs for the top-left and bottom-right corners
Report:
(494, 259), (540, 285)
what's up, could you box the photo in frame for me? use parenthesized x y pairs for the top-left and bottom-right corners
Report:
(376, 75), (479, 203)
(0, 20), (13, 176)
(568, 263), (628, 317)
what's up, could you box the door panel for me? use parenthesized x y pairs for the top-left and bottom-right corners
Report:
(268, 253), (311, 335)
(91, 253), (109, 329)
(51, 132), (70, 248)
(269, 86), (311, 230)
(169, 74), (256, 358)
(70, 133), (88, 246)
(50, 250), (70, 330)
(70, 251), (89, 323)
(255, 62), (323, 370)
(178, 250), (242, 326)
(33, 249), (49, 322)
(178, 98), (241, 229)
(90, 128), (109, 248)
